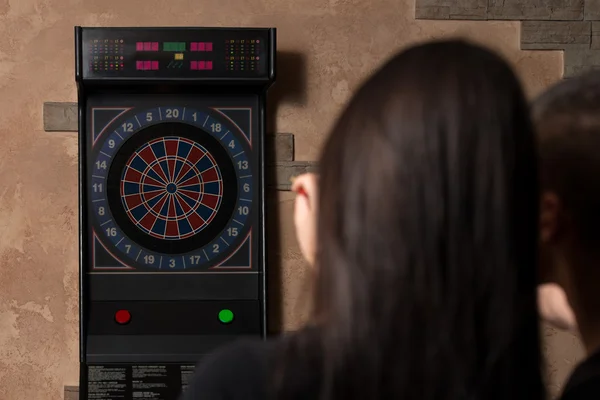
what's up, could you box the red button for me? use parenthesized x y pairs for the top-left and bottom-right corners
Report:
(115, 310), (131, 324)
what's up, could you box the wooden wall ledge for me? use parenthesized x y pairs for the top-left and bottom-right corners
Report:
(64, 386), (78, 400)
(43, 102), (317, 191)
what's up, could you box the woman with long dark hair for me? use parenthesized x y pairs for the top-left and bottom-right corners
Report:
(181, 39), (545, 400)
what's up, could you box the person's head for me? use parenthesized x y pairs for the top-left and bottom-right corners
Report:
(285, 39), (544, 400)
(533, 71), (600, 342)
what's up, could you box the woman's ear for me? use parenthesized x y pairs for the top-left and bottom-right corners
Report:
(540, 192), (561, 244)
(537, 283), (578, 333)
(291, 173), (319, 266)
(538, 191), (569, 284)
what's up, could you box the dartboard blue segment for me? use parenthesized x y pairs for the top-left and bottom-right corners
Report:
(91, 106), (253, 271)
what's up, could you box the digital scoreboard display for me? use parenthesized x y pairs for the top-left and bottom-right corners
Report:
(80, 27), (272, 80)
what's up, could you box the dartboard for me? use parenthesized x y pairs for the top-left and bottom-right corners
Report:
(120, 136), (223, 241)
(89, 106), (253, 271)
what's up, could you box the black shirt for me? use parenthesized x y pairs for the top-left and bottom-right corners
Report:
(561, 350), (600, 400)
(180, 339), (273, 400)
(180, 336), (322, 400)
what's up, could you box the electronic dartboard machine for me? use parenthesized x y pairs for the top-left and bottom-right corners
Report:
(75, 26), (275, 399)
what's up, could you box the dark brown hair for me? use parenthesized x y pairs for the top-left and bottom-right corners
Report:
(533, 71), (600, 249)
(276, 40), (544, 400)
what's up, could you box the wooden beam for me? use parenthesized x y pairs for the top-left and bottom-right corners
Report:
(268, 132), (294, 163)
(43, 102), (295, 162)
(44, 102), (78, 132)
(44, 102), (314, 191)
(64, 386), (78, 400)
(271, 161), (319, 191)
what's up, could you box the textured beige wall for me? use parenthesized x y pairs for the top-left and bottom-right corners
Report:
(0, 0), (582, 399)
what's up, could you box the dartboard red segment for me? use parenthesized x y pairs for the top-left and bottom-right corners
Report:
(185, 146), (205, 165)
(138, 147), (156, 165)
(201, 194), (219, 210)
(201, 167), (219, 183)
(139, 213), (155, 231)
(124, 168), (143, 183)
(124, 194), (143, 210)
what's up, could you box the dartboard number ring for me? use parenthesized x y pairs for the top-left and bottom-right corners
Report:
(89, 106), (253, 270)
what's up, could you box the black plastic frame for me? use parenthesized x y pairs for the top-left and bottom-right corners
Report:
(75, 26), (275, 400)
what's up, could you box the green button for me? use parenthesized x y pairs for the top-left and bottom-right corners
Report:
(218, 309), (234, 324)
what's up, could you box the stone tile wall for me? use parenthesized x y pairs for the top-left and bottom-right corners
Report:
(416, 0), (600, 77)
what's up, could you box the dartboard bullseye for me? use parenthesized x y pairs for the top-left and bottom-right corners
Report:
(121, 136), (224, 240)
(90, 106), (253, 270)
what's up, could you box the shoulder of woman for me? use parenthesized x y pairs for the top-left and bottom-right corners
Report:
(180, 338), (274, 400)
(200, 338), (273, 372)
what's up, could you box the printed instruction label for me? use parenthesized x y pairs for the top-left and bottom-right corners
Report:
(85, 364), (196, 400)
